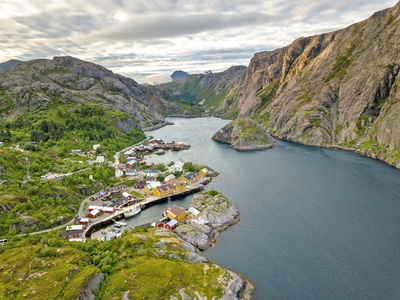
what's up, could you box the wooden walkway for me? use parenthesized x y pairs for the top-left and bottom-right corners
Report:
(84, 184), (204, 238)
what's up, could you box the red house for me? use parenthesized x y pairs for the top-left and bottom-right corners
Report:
(74, 217), (90, 225)
(109, 185), (127, 194)
(61, 229), (83, 239)
(134, 179), (146, 189)
(88, 209), (100, 218)
(125, 159), (138, 169)
(89, 190), (109, 201)
(164, 219), (178, 230)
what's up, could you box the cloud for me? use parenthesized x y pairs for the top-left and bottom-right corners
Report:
(0, 0), (398, 84)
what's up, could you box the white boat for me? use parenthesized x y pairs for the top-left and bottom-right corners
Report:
(124, 205), (141, 219)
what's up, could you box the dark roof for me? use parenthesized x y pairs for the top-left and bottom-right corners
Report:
(109, 197), (127, 207)
(169, 205), (185, 217)
(61, 229), (83, 238)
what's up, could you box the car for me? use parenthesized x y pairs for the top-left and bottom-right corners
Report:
(114, 224), (122, 228)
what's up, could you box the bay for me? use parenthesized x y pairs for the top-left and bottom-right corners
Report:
(138, 117), (400, 299)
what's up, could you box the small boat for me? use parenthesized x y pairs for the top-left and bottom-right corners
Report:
(155, 150), (165, 155)
(163, 207), (171, 217)
(124, 205), (141, 219)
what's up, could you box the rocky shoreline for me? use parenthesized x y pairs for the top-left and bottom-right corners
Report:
(173, 190), (253, 299)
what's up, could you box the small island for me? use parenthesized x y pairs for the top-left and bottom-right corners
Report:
(212, 117), (274, 150)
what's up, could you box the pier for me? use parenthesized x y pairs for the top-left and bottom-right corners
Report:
(83, 183), (204, 238)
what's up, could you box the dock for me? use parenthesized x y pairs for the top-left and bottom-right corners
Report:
(83, 184), (204, 238)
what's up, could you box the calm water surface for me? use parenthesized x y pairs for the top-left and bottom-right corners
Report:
(134, 117), (400, 299)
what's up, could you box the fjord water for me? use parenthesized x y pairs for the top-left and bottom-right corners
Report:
(145, 117), (400, 300)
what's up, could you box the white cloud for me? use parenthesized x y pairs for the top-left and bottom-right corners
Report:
(0, 0), (398, 83)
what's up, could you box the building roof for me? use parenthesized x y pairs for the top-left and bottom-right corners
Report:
(66, 225), (84, 231)
(169, 205), (185, 217)
(127, 159), (138, 165)
(157, 183), (173, 192)
(166, 219), (178, 227)
(188, 207), (201, 216)
(61, 229), (83, 238)
(89, 208), (100, 215)
(146, 182), (161, 189)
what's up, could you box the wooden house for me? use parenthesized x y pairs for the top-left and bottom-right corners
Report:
(144, 182), (161, 195)
(88, 209), (100, 218)
(167, 205), (186, 221)
(153, 183), (174, 197)
(165, 219), (178, 230)
(66, 225), (85, 231)
(134, 179), (146, 189)
(178, 172), (201, 184)
(125, 168), (137, 176)
(169, 158), (185, 172)
(61, 229), (83, 239)
(115, 168), (124, 178)
(166, 179), (186, 193)
(125, 159), (138, 169)
(199, 168), (209, 177)
(89, 190), (109, 201)
(109, 185), (127, 194)
(164, 174), (175, 182)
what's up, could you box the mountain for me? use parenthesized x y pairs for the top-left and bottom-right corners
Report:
(160, 65), (247, 118)
(0, 56), (179, 127)
(171, 70), (189, 81)
(0, 59), (22, 72)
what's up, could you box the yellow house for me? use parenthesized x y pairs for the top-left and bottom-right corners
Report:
(144, 182), (161, 195)
(167, 205), (186, 221)
(167, 179), (186, 193)
(178, 172), (201, 184)
(199, 168), (208, 177)
(153, 183), (174, 197)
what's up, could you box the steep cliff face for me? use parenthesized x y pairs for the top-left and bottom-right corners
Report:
(160, 66), (247, 118)
(236, 3), (400, 167)
(0, 56), (179, 127)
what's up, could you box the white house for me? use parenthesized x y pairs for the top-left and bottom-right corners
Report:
(115, 168), (124, 178)
(164, 174), (175, 182)
(125, 168), (137, 176)
(96, 155), (105, 163)
(169, 158), (185, 172)
(93, 144), (101, 150)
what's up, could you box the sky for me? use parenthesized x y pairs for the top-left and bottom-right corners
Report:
(0, 0), (398, 84)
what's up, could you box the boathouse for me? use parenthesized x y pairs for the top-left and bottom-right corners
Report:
(165, 219), (178, 230)
(167, 205), (186, 221)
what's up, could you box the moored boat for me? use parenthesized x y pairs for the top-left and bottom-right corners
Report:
(124, 205), (141, 218)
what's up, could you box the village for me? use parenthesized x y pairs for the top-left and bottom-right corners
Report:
(60, 138), (212, 243)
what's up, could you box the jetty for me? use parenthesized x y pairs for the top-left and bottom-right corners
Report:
(84, 183), (204, 238)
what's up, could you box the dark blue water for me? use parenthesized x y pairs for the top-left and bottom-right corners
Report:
(138, 117), (400, 299)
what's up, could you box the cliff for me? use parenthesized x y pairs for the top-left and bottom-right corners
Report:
(160, 66), (247, 118)
(212, 117), (274, 150)
(0, 56), (179, 127)
(234, 2), (400, 167)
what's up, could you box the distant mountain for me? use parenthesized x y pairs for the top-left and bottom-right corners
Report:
(160, 66), (247, 118)
(0, 59), (22, 72)
(0, 56), (180, 127)
(171, 70), (189, 81)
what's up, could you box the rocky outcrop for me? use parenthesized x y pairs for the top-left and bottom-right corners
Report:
(174, 191), (240, 250)
(75, 272), (104, 300)
(212, 117), (274, 150)
(231, 3), (400, 167)
(0, 56), (178, 127)
(171, 70), (189, 81)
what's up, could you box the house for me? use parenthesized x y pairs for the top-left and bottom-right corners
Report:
(188, 207), (201, 218)
(122, 192), (133, 200)
(146, 176), (156, 183)
(125, 168), (137, 176)
(153, 220), (165, 228)
(96, 155), (105, 163)
(88, 205), (103, 212)
(109, 185), (127, 194)
(74, 217), (90, 225)
(143, 169), (161, 177)
(164, 174), (175, 182)
(166, 179), (186, 193)
(61, 229), (83, 239)
(70, 149), (83, 155)
(101, 206), (115, 214)
(144, 182), (162, 195)
(88, 209), (101, 218)
(164, 219), (178, 230)
(66, 225), (85, 231)
(89, 190), (109, 201)
(134, 179), (146, 189)
(109, 197), (128, 208)
(178, 172), (201, 184)
(93, 144), (101, 150)
(169, 158), (185, 172)
(199, 168), (209, 177)
(115, 168), (124, 178)
(153, 183), (174, 197)
(126, 159), (138, 169)
(167, 205), (186, 221)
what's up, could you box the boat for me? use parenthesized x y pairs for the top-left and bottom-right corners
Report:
(155, 150), (165, 155)
(124, 205), (141, 219)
